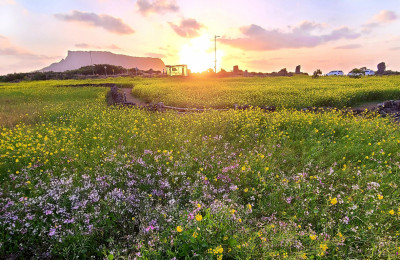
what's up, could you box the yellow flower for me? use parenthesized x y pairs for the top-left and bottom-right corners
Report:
(301, 253), (307, 259)
(309, 234), (317, 240)
(244, 188), (248, 193)
(192, 232), (198, 238)
(176, 226), (183, 232)
(196, 203), (201, 208)
(330, 197), (338, 205)
(320, 243), (328, 252)
(389, 209), (395, 215)
(247, 204), (252, 210)
(195, 214), (203, 222)
(230, 209), (236, 214)
(377, 194), (383, 200)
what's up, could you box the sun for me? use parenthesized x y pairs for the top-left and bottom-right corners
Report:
(179, 35), (224, 73)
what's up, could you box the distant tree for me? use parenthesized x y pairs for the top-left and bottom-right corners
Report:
(312, 69), (322, 79)
(377, 62), (386, 74)
(350, 68), (364, 74)
(277, 68), (288, 76)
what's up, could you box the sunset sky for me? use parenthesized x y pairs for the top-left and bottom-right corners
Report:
(0, 0), (399, 75)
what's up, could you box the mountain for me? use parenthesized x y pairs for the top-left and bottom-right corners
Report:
(42, 51), (165, 72)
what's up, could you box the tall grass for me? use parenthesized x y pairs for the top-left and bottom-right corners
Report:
(1, 79), (400, 258)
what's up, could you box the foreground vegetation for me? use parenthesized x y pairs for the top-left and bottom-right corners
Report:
(1, 79), (400, 258)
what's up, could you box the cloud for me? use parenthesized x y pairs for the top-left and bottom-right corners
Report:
(145, 52), (166, 58)
(169, 18), (204, 38)
(390, 47), (400, 51)
(108, 44), (121, 50)
(137, 0), (179, 15)
(373, 10), (397, 23)
(220, 21), (360, 51)
(0, 47), (57, 60)
(0, 47), (31, 56)
(75, 43), (92, 49)
(54, 10), (134, 35)
(74, 43), (121, 50)
(0, 36), (58, 60)
(0, 0), (16, 5)
(363, 10), (398, 32)
(334, 44), (362, 49)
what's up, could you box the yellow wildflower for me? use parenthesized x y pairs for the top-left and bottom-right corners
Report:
(195, 214), (202, 222)
(176, 226), (183, 233)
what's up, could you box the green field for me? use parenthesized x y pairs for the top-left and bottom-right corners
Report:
(131, 76), (400, 108)
(1, 78), (400, 259)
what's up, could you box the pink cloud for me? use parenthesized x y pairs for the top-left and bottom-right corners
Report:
(334, 44), (362, 50)
(145, 52), (166, 58)
(169, 18), (204, 38)
(363, 10), (398, 32)
(74, 43), (121, 50)
(137, 0), (179, 15)
(220, 22), (360, 51)
(55, 10), (134, 35)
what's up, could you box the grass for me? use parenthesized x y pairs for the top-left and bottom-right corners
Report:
(1, 78), (400, 258)
(130, 76), (400, 109)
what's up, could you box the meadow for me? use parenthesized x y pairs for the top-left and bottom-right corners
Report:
(1, 77), (400, 259)
(131, 76), (400, 109)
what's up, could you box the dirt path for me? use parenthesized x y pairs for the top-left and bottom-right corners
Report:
(121, 88), (149, 106)
(350, 101), (384, 111)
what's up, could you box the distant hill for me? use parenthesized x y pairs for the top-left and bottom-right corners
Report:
(42, 51), (165, 72)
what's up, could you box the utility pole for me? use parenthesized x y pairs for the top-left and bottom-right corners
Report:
(104, 66), (107, 77)
(90, 51), (94, 76)
(214, 35), (220, 73)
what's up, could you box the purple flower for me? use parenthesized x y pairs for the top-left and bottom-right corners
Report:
(45, 210), (53, 215)
(145, 225), (155, 232)
(48, 228), (56, 237)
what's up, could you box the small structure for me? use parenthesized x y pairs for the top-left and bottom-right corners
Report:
(166, 65), (188, 76)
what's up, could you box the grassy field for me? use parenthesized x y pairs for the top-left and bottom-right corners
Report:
(1, 78), (400, 259)
(131, 76), (400, 108)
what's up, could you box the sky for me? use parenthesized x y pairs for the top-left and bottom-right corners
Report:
(0, 0), (400, 74)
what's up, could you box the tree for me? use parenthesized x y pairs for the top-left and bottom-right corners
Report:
(277, 68), (288, 76)
(350, 68), (363, 74)
(312, 69), (322, 79)
(377, 62), (386, 75)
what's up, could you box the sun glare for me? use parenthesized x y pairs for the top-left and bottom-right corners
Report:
(179, 35), (224, 73)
